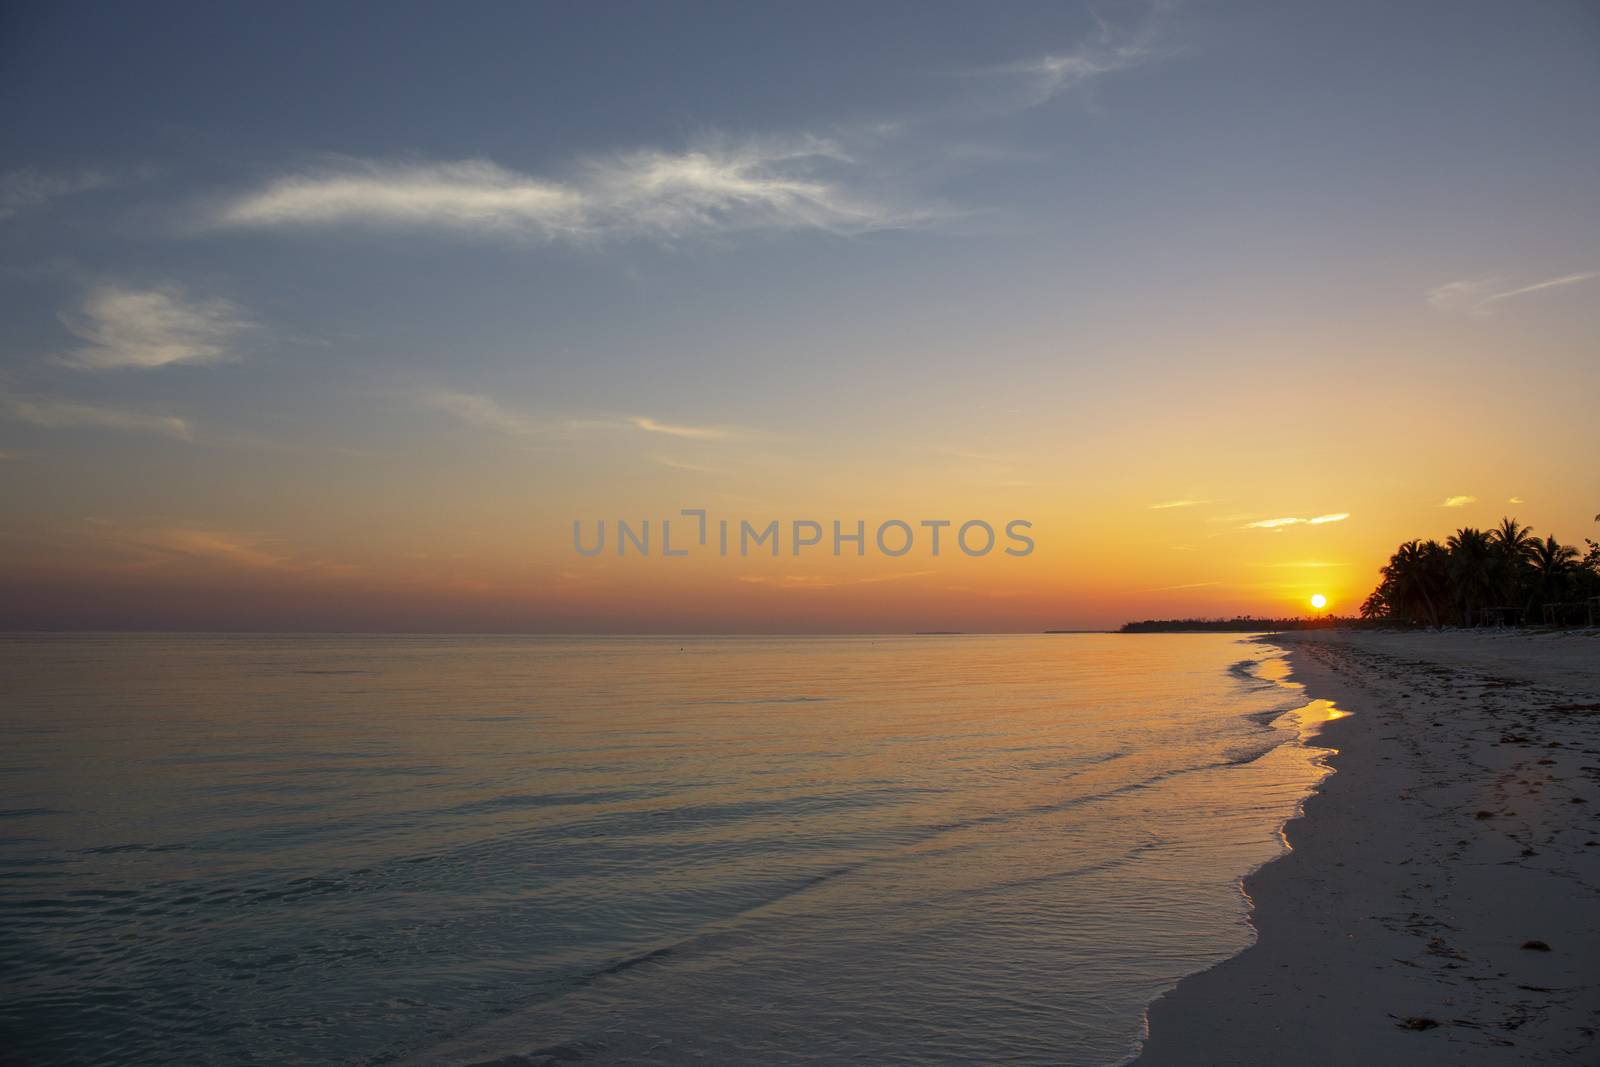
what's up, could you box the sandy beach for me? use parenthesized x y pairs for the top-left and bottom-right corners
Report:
(1137, 629), (1600, 1065)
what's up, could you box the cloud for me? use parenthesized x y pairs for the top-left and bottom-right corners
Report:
(218, 159), (583, 234)
(0, 168), (114, 220)
(631, 416), (733, 441)
(988, 46), (1158, 107)
(1508, 496), (1524, 504)
(83, 521), (358, 578)
(1426, 280), (1494, 314)
(418, 389), (742, 442)
(1485, 271), (1600, 303)
(1149, 498), (1211, 510)
(1427, 271), (1599, 315)
(56, 285), (253, 370)
(136, 527), (299, 571)
(967, 14), (1165, 110)
(1440, 495), (1476, 508)
(3, 393), (193, 440)
(418, 389), (540, 435)
(1242, 512), (1349, 530)
(213, 142), (925, 243)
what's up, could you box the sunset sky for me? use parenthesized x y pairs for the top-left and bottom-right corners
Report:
(2, 1), (1597, 631)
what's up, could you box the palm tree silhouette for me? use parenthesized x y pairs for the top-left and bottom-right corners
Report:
(1447, 527), (1496, 625)
(1361, 515), (1598, 629)
(1528, 535), (1579, 620)
(1491, 516), (1539, 613)
(1492, 516), (1538, 560)
(1380, 539), (1444, 626)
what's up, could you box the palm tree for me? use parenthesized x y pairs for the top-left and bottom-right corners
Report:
(1527, 535), (1579, 621)
(1491, 516), (1538, 613)
(1380, 539), (1443, 626)
(1364, 519), (1599, 630)
(1448, 527), (1496, 626)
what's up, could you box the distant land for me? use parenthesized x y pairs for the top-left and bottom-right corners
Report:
(1117, 617), (1357, 633)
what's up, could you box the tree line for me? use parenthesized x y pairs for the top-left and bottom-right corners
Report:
(1360, 516), (1600, 627)
(1117, 617), (1353, 633)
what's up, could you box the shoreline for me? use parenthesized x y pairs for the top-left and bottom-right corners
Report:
(1135, 629), (1600, 1065)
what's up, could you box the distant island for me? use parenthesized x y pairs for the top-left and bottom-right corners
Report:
(1117, 617), (1354, 633)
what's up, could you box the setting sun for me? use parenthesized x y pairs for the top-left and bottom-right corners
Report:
(3, 6), (1599, 1066)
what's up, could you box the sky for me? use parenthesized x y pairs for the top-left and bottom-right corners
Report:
(1, 0), (1597, 632)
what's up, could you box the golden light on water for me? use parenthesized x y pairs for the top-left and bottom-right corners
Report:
(1310, 593), (1328, 610)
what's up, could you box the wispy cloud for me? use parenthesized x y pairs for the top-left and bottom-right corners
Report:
(1139, 580), (1221, 592)
(1440, 495), (1476, 508)
(1425, 280), (1492, 314)
(418, 389), (743, 442)
(986, 47), (1158, 107)
(1148, 498), (1211, 510)
(85, 521), (357, 578)
(3, 393), (193, 440)
(418, 389), (540, 435)
(135, 527), (300, 571)
(1427, 271), (1599, 315)
(966, 14), (1166, 110)
(1508, 496), (1524, 504)
(1242, 512), (1349, 530)
(1486, 271), (1600, 303)
(56, 285), (253, 370)
(631, 416), (732, 441)
(213, 141), (926, 243)
(218, 159), (583, 234)
(0, 168), (114, 220)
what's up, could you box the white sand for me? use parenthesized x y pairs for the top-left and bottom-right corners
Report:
(1135, 629), (1600, 1066)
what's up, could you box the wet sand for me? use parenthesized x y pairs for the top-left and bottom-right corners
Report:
(1136, 629), (1600, 1066)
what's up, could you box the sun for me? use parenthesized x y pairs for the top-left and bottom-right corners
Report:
(1310, 593), (1328, 610)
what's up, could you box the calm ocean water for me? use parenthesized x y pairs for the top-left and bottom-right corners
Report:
(0, 633), (1336, 1066)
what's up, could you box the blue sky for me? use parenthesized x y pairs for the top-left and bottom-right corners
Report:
(2, 1), (1597, 629)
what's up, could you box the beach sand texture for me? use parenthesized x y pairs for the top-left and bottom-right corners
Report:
(1137, 629), (1600, 1065)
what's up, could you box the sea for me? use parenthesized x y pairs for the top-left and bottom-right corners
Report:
(0, 633), (1339, 1066)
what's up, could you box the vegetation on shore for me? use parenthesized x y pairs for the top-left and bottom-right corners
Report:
(1360, 516), (1600, 627)
(1119, 516), (1599, 633)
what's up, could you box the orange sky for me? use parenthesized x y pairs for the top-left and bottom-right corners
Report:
(3, 3), (1597, 630)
